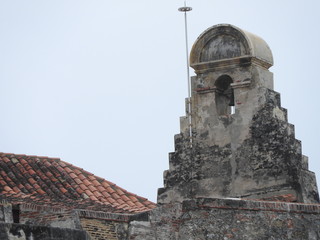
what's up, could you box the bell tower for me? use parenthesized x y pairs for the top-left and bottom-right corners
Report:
(158, 24), (319, 204)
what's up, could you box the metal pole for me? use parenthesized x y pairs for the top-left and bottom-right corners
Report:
(178, 1), (193, 147)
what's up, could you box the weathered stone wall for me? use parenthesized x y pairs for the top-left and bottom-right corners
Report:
(128, 220), (155, 240)
(0, 203), (13, 223)
(18, 204), (78, 229)
(0, 222), (89, 240)
(164, 199), (320, 240)
(128, 198), (320, 240)
(159, 98), (319, 203)
(151, 24), (320, 239)
(0, 202), (139, 239)
(158, 24), (319, 204)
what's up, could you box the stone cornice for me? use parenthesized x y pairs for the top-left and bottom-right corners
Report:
(191, 56), (272, 74)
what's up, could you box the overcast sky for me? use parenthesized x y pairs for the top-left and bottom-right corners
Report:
(1, 1), (319, 202)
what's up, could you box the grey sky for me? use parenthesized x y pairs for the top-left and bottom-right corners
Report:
(1, 1), (319, 202)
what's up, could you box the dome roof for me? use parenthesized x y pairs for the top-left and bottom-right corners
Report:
(190, 24), (273, 70)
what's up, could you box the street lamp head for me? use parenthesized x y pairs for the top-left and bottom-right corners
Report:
(178, 7), (192, 12)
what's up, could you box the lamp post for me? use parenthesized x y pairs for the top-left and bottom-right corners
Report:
(178, 1), (193, 146)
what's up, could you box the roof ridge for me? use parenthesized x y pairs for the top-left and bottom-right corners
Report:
(0, 152), (60, 161)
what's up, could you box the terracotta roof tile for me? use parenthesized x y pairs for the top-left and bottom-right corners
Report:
(4, 186), (12, 192)
(118, 203), (129, 209)
(83, 179), (91, 186)
(43, 161), (51, 168)
(92, 180), (100, 187)
(116, 188), (125, 196)
(117, 199), (125, 205)
(73, 169), (82, 175)
(85, 189), (92, 196)
(129, 201), (139, 207)
(25, 183), (33, 190)
(106, 186), (115, 193)
(111, 193), (120, 200)
(28, 178), (36, 185)
(129, 195), (138, 203)
(0, 152), (156, 213)
(76, 188), (83, 195)
(88, 175), (96, 181)
(69, 173), (77, 179)
(135, 202), (144, 208)
(36, 189), (46, 195)
(60, 187), (68, 194)
(101, 181), (111, 188)
(64, 167), (73, 174)
(74, 178), (82, 185)
(78, 174), (86, 180)
(107, 197), (116, 204)
(101, 191), (111, 198)
(90, 195), (98, 201)
(59, 161), (66, 167)
(121, 195), (131, 202)
(97, 186), (105, 192)
(93, 191), (103, 198)
(88, 185), (96, 192)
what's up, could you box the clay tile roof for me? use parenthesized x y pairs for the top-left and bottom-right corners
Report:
(0, 152), (156, 214)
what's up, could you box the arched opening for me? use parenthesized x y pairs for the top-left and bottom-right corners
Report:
(215, 75), (235, 116)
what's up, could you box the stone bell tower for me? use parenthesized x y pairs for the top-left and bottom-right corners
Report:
(158, 24), (319, 204)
